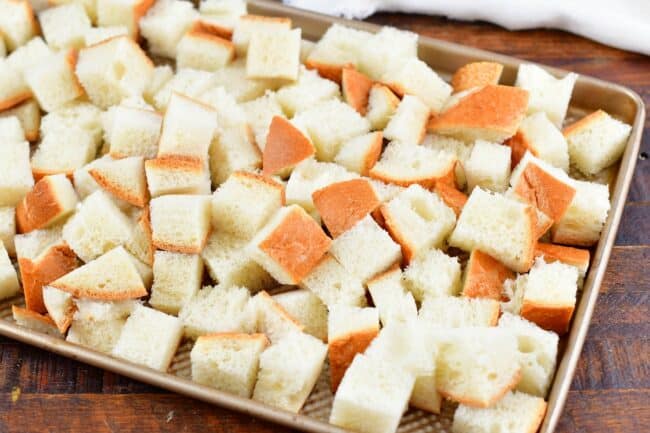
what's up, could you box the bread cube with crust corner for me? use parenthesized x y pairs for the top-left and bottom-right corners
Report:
(0, 61), (31, 111)
(327, 305), (379, 391)
(329, 353), (415, 433)
(248, 205), (331, 285)
(67, 317), (127, 353)
(506, 112), (570, 172)
(262, 115), (315, 177)
(551, 178), (610, 247)
(176, 27), (234, 72)
(428, 85), (529, 143)
(0, 99), (41, 141)
(88, 156), (148, 208)
(39, 3), (91, 49)
(14, 224), (63, 263)
(139, 0), (197, 58)
(151, 68), (214, 111)
(0, 140), (33, 207)
(0, 115), (25, 142)
(464, 140), (512, 193)
(124, 207), (153, 266)
(515, 63), (577, 128)
(211, 59), (281, 103)
(241, 91), (285, 151)
(83, 26), (129, 46)
(12, 305), (62, 337)
(145, 156), (211, 198)
(75, 36), (153, 109)
(72, 155), (118, 201)
(150, 194), (211, 254)
(211, 171), (284, 239)
(231, 14), (291, 55)
(0, 0), (38, 50)
(498, 312), (558, 397)
(273, 289), (328, 342)
(452, 390), (547, 433)
(191, 333), (269, 398)
(419, 296), (500, 328)
(275, 66), (340, 118)
(31, 128), (97, 181)
(369, 141), (457, 189)
(380, 185), (456, 264)
(42, 285), (74, 332)
(253, 290), (304, 343)
(520, 257), (579, 334)
(359, 26), (418, 80)
(246, 27), (301, 81)
(341, 67), (373, 115)
(401, 249), (460, 301)
(179, 285), (252, 338)
(96, 0), (155, 39)
(534, 242), (590, 282)
(449, 188), (537, 273)
(564, 109), (632, 175)
(433, 182), (467, 216)
(149, 251), (202, 315)
(422, 133), (473, 188)
(0, 242), (20, 301)
(451, 61), (504, 93)
(334, 131), (383, 176)
(299, 253), (366, 308)
(0, 207), (16, 256)
(462, 250), (514, 300)
(503, 187), (554, 241)
(104, 104), (162, 159)
(366, 83), (399, 131)
(253, 331), (327, 413)
(72, 298), (141, 322)
(366, 266), (417, 326)
(383, 95), (430, 145)
(16, 174), (78, 233)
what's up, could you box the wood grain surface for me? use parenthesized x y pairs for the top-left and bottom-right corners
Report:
(1, 12), (648, 433)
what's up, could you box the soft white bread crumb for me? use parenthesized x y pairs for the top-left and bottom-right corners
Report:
(329, 353), (415, 433)
(358, 26), (418, 80)
(275, 66), (340, 118)
(83, 25), (128, 46)
(232, 14), (292, 55)
(253, 331), (327, 413)
(73, 298), (140, 322)
(179, 285), (252, 338)
(0, 242), (20, 300)
(139, 0), (197, 58)
(16, 174), (78, 233)
(42, 285), (74, 332)
(196, 85), (247, 130)
(366, 84), (400, 131)
(422, 133), (473, 188)
(152, 68), (214, 111)
(449, 188), (537, 273)
(40, 100), (103, 147)
(366, 266), (417, 326)
(149, 251), (203, 315)
(67, 317), (126, 353)
(199, 0), (246, 22)
(403, 248), (461, 301)
(253, 291), (304, 343)
(209, 125), (262, 186)
(508, 112), (569, 172)
(515, 63), (577, 128)
(0, 0), (38, 50)
(14, 225), (63, 261)
(88, 156), (148, 207)
(0, 116), (24, 142)
(0, 207), (16, 256)
(273, 289), (328, 341)
(104, 104), (162, 159)
(31, 127), (97, 179)
(39, 3), (90, 49)
(145, 156), (211, 197)
(383, 94), (430, 145)
(96, 0), (155, 38)
(246, 27), (301, 81)
(191, 333), (269, 398)
(0, 98), (41, 141)
(12, 305), (62, 337)
(300, 254), (366, 308)
(5, 36), (51, 76)
(304, 24), (371, 82)
(464, 140), (511, 192)
(0, 140), (33, 206)
(176, 28), (234, 72)
(0, 60), (31, 111)
(419, 296), (500, 327)
(334, 131), (383, 176)
(211, 59), (280, 103)
(241, 91), (285, 151)
(143, 64), (173, 104)
(150, 194), (211, 254)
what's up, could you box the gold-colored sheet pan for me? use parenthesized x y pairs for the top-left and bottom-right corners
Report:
(0, 1), (645, 432)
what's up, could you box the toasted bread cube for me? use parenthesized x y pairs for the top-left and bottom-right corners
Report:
(341, 67), (372, 115)
(329, 353), (414, 433)
(383, 94), (430, 144)
(104, 104), (161, 159)
(0, 0), (38, 50)
(249, 205), (331, 284)
(334, 131), (383, 176)
(515, 63), (577, 128)
(304, 24), (371, 82)
(0, 242), (19, 300)
(465, 140), (511, 192)
(179, 285), (252, 338)
(507, 112), (569, 171)
(83, 25), (129, 46)
(67, 317), (127, 353)
(16, 174), (78, 233)
(534, 242), (590, 281)
(366, 83), (399, 131)
(419, 296), (500, 328)
(241, 91), (285, 151)
(300, 254), (366, 307)
(144, 156), (210, 198)
(96, 0), (155, 38)
(262, 116), (315, 177)
(0, 207), (16, 256)
(211, 59), (280, 103)
(177, 28), (234, 71)
(253, 290), (303, 343)
(275, 66), (339, 118)
(231, 14), (291, 55)
(42, 285), (74, 332)
(403, 248), (461, 301)
(150, 195), (211, 254)
(366, 266), (417, 326)
(253, 331), (327, 413)
(462, 250), (514, 299)
(149, 251), (202, 315)
(451, 61), (504, 93)
(76, 36), (153, 109)
(12, 305), (61, 337)
(31, 127), (97, 180)
(139, 0), (197, 58)
(0, 61), (31, 111)
(246, 27), (300, 81)
(0, 99), (40, 141)
(564, 109), (632, 175)
(358, 26), (418, 80)
(191, 333), (269, 397)
(39, 3), (90, 49)
(273, 289), (328, 341)
(450, 188), (537, 273)
(382, 58), (452, 113)
(0, 140), (33, 206)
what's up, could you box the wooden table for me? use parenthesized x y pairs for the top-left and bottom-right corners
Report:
(1, 13), (648, 433)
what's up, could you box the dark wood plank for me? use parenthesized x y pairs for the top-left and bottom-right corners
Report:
(615, 203), (650, 245)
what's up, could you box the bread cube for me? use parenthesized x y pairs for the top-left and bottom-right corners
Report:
(402, 248), (461, 301)
(334, 131), (383, 176)
(84, 25), (128, 46)
(150, 194), (211, 254)
(179, 285), (252, 338)
(329, 354), (415, 433)
(42, 285), (74, 332)
(465, 140), (511, 192)
(419, 296), (500, 328)
(0, 207), (16, 256)
(451, 61), (504, 93)
(96, 0), (155, 38)
(39, 3), (90, 49)
(12, 305), (61, 337)
(4, 36), (51, 75)
(0, 99), (41, 141)
(262, 115), (315, 177)
(0, 140), (34, 206)
(340, 67), (372, 115)
(232, 14), (291, 55)
(300, 254), (366, 308)
(304, 24), (371, 82)
(273, 289), (328, 342)
(432, 183), (467, 217)
(16, 174), (78, 233)
(0, 60), (31, 111)
(198, 0), (246, 36)
(144, 156), (211, 198)
(450, 188), (537, 273)
(104, 104), (161, 159)
(366, 84), (399, 131)
(151, 68), (213, 110)
(253, 290), (303, 343)
(40, 100), (103, 147)
(422, 134), (472, 187)
(86, 156), (148, 208)
(139, 0), (197, 58)
(124, 207), (153, 266)
(383, 58), (452, 113)
(67, 317), (127, 353)
(246, 27), (300, 81)
(76, 36), (153, 109)
(31, 127), (97, 180)
(212, 59), (280, 103)
(253, 331), (327, 413)
(0, 115), (24, 142)
(72, 298), (141, 322)
(462, 249), (514, 299)
(149, 251), (203, 315)
(177, 26), (234, 71)
(209, 126), (262, 186)
(534, 242), (590, 282)
(383, 94), (430, 144)
(275, 67), (339, 118)
(358, 26), (418, 80)
(241, 91), (284, 151)
(507, 112), (569, 171)
(0, 0), (38, 50)
(515, 63), (577, 127)
(0, 241), (19, 301)
(191, 333), (269, 397)
(196, 85), (248, 130)
(366, 266), (417, 326)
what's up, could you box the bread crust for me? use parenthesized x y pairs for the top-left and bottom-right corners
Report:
(262, 116), (314, 176)
(89, 166), (149, 208)
(152, 231), (211, 255)
(328, 327), (378, 392)
(438, 367), (522, 408)
(521, 301), (574, 334)
(369, 158), (457, 190)
(379, 203), (417, 264)
(138, 206), (154, 265)
(51, 279), (147, 301)
(304, 59), (351, 84)
(198, 332), (270, 346)
(506, 129), (537, 168)
(562, 109), (607, 137)
(341, 67), (373, 115)
(132, 0), (156, 40)
(190, 19), (234, 40)
(12, 304), (59, 330)
(513, 162), (576, 222)
(434, 182), (468, 216)
(16, 177), (68, 233)
(257, 290), (304, 331)
(534, 242), (590, 272)
(462, 250), (514, 300)
(451, 61), (503, 93)
(0, 90), (32, 111)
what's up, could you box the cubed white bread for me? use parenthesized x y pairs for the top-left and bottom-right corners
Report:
(5, 36), (51, 75)
(96, 0), (155, 38)
(304, 24), (371, 82)
(0, 0), (38, 50)
(551, 179), (610, 246)
(452, 390), (547, 433)
(422, 133), (473, 188)
(498, 312), (558, 397)
(300, 253), (366, 308)
(262, 112), (313, 178)
(88, 156), (148, 207)
(327, 305), (379, 391)
(62, 190), (134, 262)
(128, 251), (152, 288)
(176, 27), (234, 72)
(31, 127), (97, 180)
(253, 290), (304, 343)
(14, 225), (63, 261)
(104, 104), (162, 159)
(84, 25), (128, 46)
(0, 60), (31, 112)
(366, 84), (399, 131)
(334, 131), (383, 176)
(507, 112), (569, 172)
(0, 207), (16, 256)
(419, 296), (500, 327)
(329, 353), (415, 433)
(515, 63), (577, 128)
(366, 266), (417, 326)
(111, 304), (183, 371)
(145, 156), (211, 197)
(139, 0), (197, 58)
(143, 64), (173, 105)
(152, 68), (214, 111)
(451, 61), (504, 93)
(201, 230), (274, 292)
(248, 205), (331, 285)
(0, 114), (24, 142)
(500, 276), (525, 316)
(253, 331), (327, 413)
(48, 0), (97, 20)
(196, 85), (247, 130)
(449, 188), (537, 273)
(383, 95), (430, 145)
(42, 285), (74, 332)
(199, 0), (246, 23)
(273, 289), (328, 341)
(16, 174), (78, 233)
(403, 248), (461, 301)
(211, 171), (283, 239)
(75, 36), (153, 109)
(124, 207), (153, 266)
(72, 156), (116, 201)
(149, 251), (203, 315)
(380, 185), (456, 263)
(0, 140), (33, 206)
(191, 333), (269, 398)
(73, 298), (140, 322)
(241, 91), (285, 151)
(246, 27), (300, 81)
(358, 26), (418, 80)
(0, 242), (20, 300)
(40, 100), (103, 147)
(12, 305), (62, 337)
(462, 249), (514, 300)
(465, 140), (511, 193)
(232, 14), (291, 55)
(369, 141), (457, 189)
(179, 285), (252, 338)
(149, 194), (211, 254)
(0, 99), (41, 141)
(211, 59), (280, 103)
(520, 257), (579, 334)
(67, 317), (127, 353)
(38, 3), (90, 49)
(341, 67), (373, 116)
(382, 58), (452, 113)
(564, 109), (632, 175)
(209, 125), (262, 185)
(534, 242), (590, 283)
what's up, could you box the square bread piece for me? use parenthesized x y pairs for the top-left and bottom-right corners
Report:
(209, 125), (262, 186)
(31, 127), (97, 181)
(253, 291), (304, 343)
(42, 285), (75, 333)
(422, 133), (473, 188)
(105, 104), (162, 159)
(449, 188), (537, 273)
(464, 140), (512, 193)
(111, 304), (183, 371)
(139, 0), (197, 58)
(563, 109), (632, 175)
(150, 194), (211, 254)
(380, 185), (456, 263)
(451, 61), (504, 93)
(0, 0), (38, 50)
(329, 353), (415, 433)
(0, 60), (31, 111)
(12, 305), (62, 338)
(0, 99), (41, 141)
(403, 248), (461, 301)
(359, 26), (418, 80)
(248, 205), (331, 285)
(0, 140), (34, 207)
(383, 94), (430, 144)
(272, 289), (328, 342)
(0, 207), (16, 256)
(365, 84), (400, 131)
(25, 49), (84, 112)
(515, 63), (577, 128)
(534, 242), (590, 282)
(252, 331), (327, 413)
(0, 115), (26, 143)
(262, 115), (315, 177)
(96, 0), (156, 39)
(0, 241), (20, 301)
(39, 100), (103, 148)
(334, 131), (383, 176)
(367, 266), (417, 326)
(299, 254), (366, 308)
(145, 156), (211, 198)
(191, 333), (269, 398)
(232, 14), (292, 55)
(275, 66), (340, 118)
(16, 174), (77, 233)
(462, 249), (515, 300)
(507, 112), (570, 172)
(176, 26), (234, 71)
(246, 27), (301, 81)
(330, 215), (402, 283)
(419, 296), (500, 328)
(38, 3), (90, 50)
(149, 251), (203, 315)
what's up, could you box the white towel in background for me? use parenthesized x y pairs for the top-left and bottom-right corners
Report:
(283, 0), (650, 56)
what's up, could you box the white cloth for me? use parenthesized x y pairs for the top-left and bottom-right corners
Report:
(283, 0), (650, 56)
